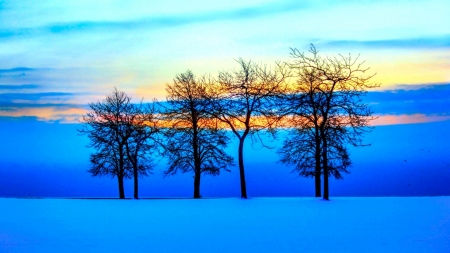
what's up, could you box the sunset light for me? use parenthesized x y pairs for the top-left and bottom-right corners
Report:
(0, 1), (449, 252)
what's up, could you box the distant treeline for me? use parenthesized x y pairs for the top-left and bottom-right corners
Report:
(79, 45), (378, 200)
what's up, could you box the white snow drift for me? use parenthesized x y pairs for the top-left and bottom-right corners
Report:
(0, 197), (449, 253)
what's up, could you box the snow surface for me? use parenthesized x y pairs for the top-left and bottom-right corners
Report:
(1, 197), (449, 253)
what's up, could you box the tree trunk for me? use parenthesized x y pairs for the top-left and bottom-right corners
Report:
(322, 139), (329, 200)
(191, 111), (202, 199)
(193, 170), (201, 199)
(238, 138), (248, 199)
(315, 130), (321, 197)
(118, 175), (125, 199)
(133, 164), (139, 199)
(314, 171), (321, 197)
(118, 145), (126, 199)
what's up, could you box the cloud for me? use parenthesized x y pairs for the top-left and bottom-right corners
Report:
(0, 84), (40, 90)
(0, 68), (37, 79)
(0, 67), (50, 79)
(0, 90), (87, 123)
(0, 105), (87, 123)
(372, 114), (450, 126)
(0, 67), (36, 73)
(1, 82), (448, 125)
(364, 83), (450, 125)
(0, 1), (310, 38)
(0, 92), (74, 103)
(367, 83), (450, 103)
(324, 35), (450, 49)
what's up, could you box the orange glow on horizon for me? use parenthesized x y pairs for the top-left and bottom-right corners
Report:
(371, 114), (450, 126)
(0, 107), (87, 123)
(2, 106), (449, 127)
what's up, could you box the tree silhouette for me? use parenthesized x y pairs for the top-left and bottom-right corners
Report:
(278, 64), (350, 197)
(162, 70), (233, 199)
(284, 45), (378, 200)
(210, 59), (289, 198)
(279, 126), (351, 195)
(79, 88), (157, 199)
(124, 102), (160, 199)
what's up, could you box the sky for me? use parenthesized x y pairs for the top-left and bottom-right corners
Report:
(0, 0), (449, 197)
(0, 0), (449, 122)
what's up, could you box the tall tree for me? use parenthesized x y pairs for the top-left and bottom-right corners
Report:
(278, 127), (351, 197)
(124, 102), (160, 199)
(79, 88), (156, 199)
(278, 67), (324, 197)
(286, 45), (378, 200)
(162, 70), (233, 199)
(278, 64), (350, 197)
(210, 59), (289, 198)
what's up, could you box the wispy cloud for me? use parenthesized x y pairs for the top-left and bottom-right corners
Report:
(372, 114), (450, 126)
(0, 105), (87, 123)
(365, 83), (450, 125)
(325, 35), (450, 49)
(0, 1), (309, 39)
(0, 92), (74, 103)
(366, 83), (450, 115)
(0, 67), (50, 80)
(0, 67), (36, 73)
(0, 84), (40, 90)
(0, 88), (87, 122)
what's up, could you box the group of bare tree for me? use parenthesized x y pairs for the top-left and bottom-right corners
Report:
(161, 71), (233, 199)
(279, 45), (378, 200)
(78, 90), (160, 199)
(80, 45), (378, 200)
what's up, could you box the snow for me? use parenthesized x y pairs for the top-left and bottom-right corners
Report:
(1, 197), (449, 252)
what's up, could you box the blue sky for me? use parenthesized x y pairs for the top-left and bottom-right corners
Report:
(0, 0), (449, 197)
(1, 1), (449, 118)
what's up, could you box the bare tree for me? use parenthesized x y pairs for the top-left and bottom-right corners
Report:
(278, 68), (324, 197)
(79, 88), (157, 199)
(210, 59), (289, 198)
(279, 64), (349, 197)
(124, 102), (160, 199)
(285, 45), (378, 200)
(279, 126), (351, 197)
(162, 70), (233, 199)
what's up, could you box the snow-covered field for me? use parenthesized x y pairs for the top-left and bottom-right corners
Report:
(1, 197), (449, 253)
